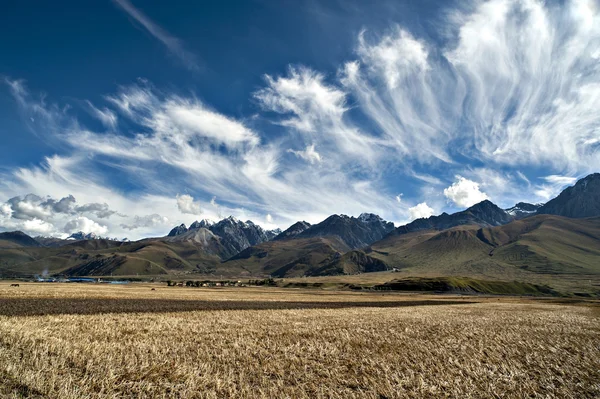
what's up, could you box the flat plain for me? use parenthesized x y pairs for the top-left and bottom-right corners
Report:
(0, 283), (598, 398)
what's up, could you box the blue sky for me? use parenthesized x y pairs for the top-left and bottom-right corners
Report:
(1, 0), (599, 239)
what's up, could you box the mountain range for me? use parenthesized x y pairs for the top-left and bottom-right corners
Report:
(1, 173), (599, 294)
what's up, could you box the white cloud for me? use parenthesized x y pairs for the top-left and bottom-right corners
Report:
(444, 0), (600, 171)
(121, 214), (169, 230)
(339, 0), (600, 170)
(287, 144), (322, 164)
(543, 175), (577, 185)
(516, 171), (531, 185)
(458, 168), (529, 208)
(112, 0), (200, 71)
(266, 214), (273, 223)
(255, 66), (380, 164)
(444, 176), (489, 208)
(6, 194), (51, 220)
(103, 86), (259, 150)
(165, 101), (259, 147)
(0, 203), (12, 219)
(63, 216), (108, 235)
(43, 195), (77, 214)
(357, 28), (429, 89)
(340, 40), (454, 164)
(408, 202), (434, 220)
(176, 194), (202, 215)
(395, 194), (403, 203)
(23, 218), (55, 235)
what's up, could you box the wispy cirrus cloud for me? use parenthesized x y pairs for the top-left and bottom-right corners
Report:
(112, 0), (200, 71)
(287, 144), (322, 164)
(85, 101), (118, 129)
(254, 66), (383, 165)
(1, 81), (408, 238)
(2, 0), (599, 239)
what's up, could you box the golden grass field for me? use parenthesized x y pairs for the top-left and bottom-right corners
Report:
(0, 283), (599, 398)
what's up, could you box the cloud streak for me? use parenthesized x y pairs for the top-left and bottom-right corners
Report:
(112, 0), (200, 71)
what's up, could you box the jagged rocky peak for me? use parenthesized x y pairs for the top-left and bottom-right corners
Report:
(65, 232), (126, 241)
(73, 231), (130, 241)
(189, 219), (214, 229)
(265, 228), (282, 240)
(167, 223), (188, 237)
(224, 215), (240, 223)
(68, 231), (98, 240)
(294, 213), (395, 249)
(505, 202), (543, 219)
(358, 213), (395, 229)
(358, 213), (382, 222)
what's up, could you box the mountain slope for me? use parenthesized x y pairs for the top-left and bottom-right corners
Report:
(391, 200), (513, 237)
(308, 250), (389, 276)
(0, 231), (40, 248)
(295, 213), (395, 249)
(273, 221), (312, 241)
(536, 173), (600, 218)
(368, 215), (600, 287)
(223, 236), (351, 278)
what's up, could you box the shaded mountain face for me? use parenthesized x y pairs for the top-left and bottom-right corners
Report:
(223, 236), (351, 278)
(0, 231), (40, 247)
(505, 202), (543, 219)
(273, 221), (312, 241)
(536, 173), (600, 218)
(209, 217), (271, 258)
(392, 200), (513, 237)
(295, 213), (395, 249)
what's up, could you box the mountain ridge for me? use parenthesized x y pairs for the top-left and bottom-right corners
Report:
(536, 173), (600, 218)
(390, 200), (514, 238)
(1, 173), (599, 292)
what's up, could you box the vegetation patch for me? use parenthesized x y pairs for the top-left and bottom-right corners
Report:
(373, 277), (561, 296)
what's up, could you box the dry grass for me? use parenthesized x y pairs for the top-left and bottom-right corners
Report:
(0, 283), (598, 398)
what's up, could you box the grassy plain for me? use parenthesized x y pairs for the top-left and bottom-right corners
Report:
(0, 283), (598, 398)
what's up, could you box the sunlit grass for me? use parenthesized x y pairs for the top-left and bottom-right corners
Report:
(0, 283), (598, 398)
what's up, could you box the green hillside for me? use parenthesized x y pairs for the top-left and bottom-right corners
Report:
(0, 239), (222, 278)
(367, 215), (600, 293)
